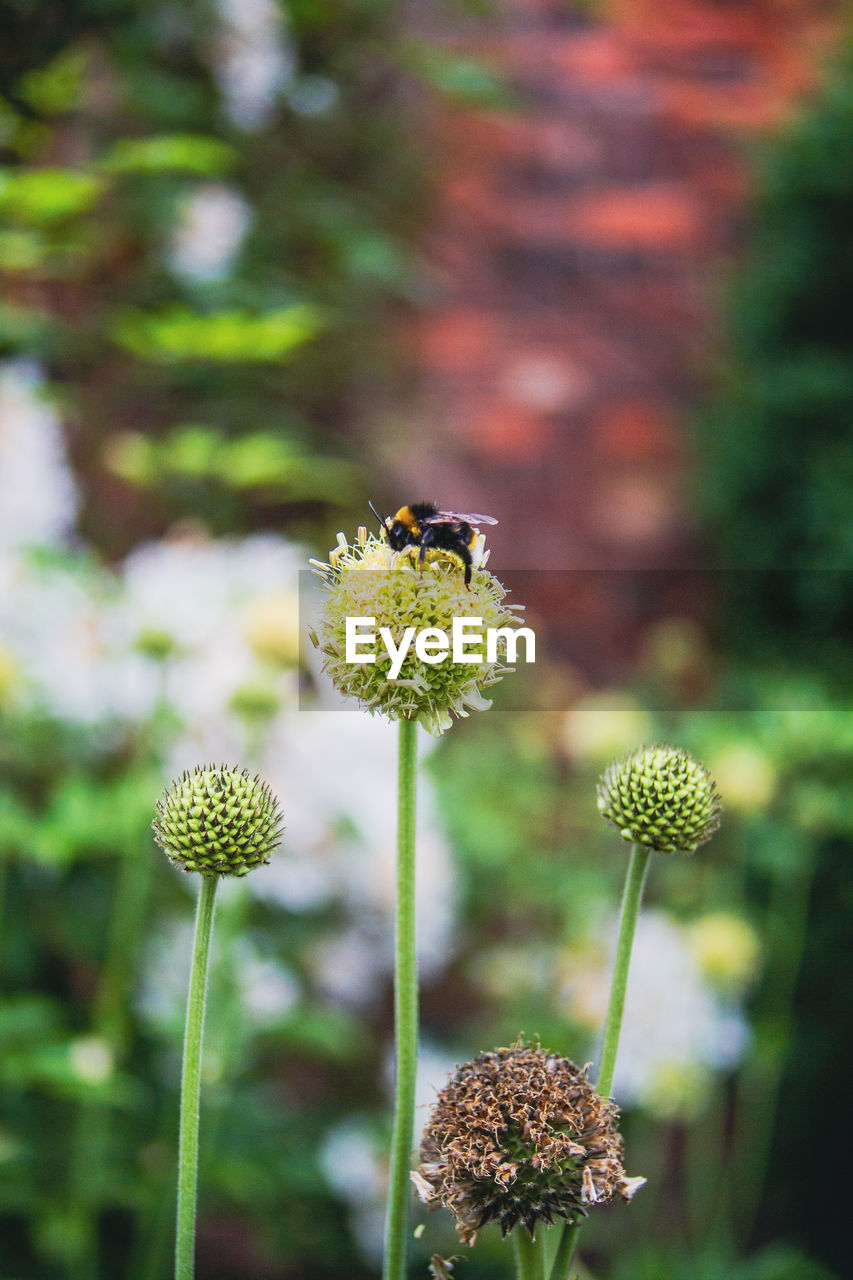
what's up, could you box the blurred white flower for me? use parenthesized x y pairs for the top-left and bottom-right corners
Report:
(137, 917), (194, 1034)
(414, 1040), (462, 1122)
(0, 524), (308, 733)
(118, 532), (302, 728)
(310, 926), (387, 1008)
(121, 532), (301, 651)
(2, 511), (460, 1006)
(320, 1120), (386, 1263)
(0, 359), (77, 550)
(169, 184), (252, 282)
(138, 915), (300, 1034)
(252, 711), (457, 981)
(233, 938), (301, 1024)
(212, 0), (294, 130)
(563, 910), (750, 1118)
(69, 1036), (115, 1084)
(0, 553), (122, 724)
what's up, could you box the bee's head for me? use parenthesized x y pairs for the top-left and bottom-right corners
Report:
(368, 501), (418, 549)
(387, 521), (410, 550)
(389, 505), (419, 549)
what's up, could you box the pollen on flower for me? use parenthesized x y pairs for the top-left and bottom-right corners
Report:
(309, 527), (524, 736)
(413, 1039), (644, 1245)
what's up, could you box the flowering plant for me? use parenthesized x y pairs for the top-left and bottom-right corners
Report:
(310, 526), (523, 735)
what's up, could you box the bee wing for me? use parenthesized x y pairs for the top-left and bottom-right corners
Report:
(427, 510), (499, 526)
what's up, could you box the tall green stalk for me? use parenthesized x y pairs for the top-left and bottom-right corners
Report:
(547, 1220), (579, 1280)
(153, 765), (282, 1279)
(515, 1229), (546, 1280)
(175, 874), (218, 1280)
(549, 843), (651, 1280)
(383, 717), (419, 1280)
(596, 844), (651, 1097)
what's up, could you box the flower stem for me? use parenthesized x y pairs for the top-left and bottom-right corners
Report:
(547, 1220), (579, 1280)
(549, 842), (651, 1280)
(597, 842), (651, 1097)
(515, 1230), (546, 1280)
(175, 873), (218, 1280)
(383, 717), (419, 1280)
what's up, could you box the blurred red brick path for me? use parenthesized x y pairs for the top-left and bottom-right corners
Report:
(400, 0), (839, 591)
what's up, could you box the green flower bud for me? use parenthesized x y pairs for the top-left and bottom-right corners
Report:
(597, 744), (721, 855)
(309, 527), (524, 736)
(153, 764), (283, 877)
(413, 1040), (644, 1246)
(135, 627), (177, 663)
(229, 682), (281, 725)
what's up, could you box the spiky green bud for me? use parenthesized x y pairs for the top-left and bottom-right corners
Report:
(597, 745), (721, 855)
(153, 764), (283, 877)
(413, 1040), (644, 1245)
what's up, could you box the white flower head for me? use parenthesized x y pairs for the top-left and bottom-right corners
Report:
(310, 526), (523, 736)
(0, 359), (77, 550)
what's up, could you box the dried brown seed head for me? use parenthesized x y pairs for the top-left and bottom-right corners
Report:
(414, 1039), (644, 1245)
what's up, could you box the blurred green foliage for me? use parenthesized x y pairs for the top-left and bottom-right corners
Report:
(0, 4), (508, 1276)
(100, 134), (238, 177)
(112, 304), (324, 364)
(696, 46), (853, 681)
(0, 709), (380, 1279)
(106, 424), (359, 501)
(0, 3), (850, 1280)
(0, 169), (105, 223)
(0, 0), (453, 554)
(688, 47), (853, 1277)
(428, 671), (851, 1278)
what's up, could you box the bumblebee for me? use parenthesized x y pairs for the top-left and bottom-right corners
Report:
(369, 500), (498, 586)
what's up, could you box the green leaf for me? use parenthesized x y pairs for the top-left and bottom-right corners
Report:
(0, 169), (104, 225)
(218, 434), (299, 488)
(161, 425), (223, 477)
(111, 304), (324, 363)
(100, 133), (238, 176)
(18, 50), (88, 116)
